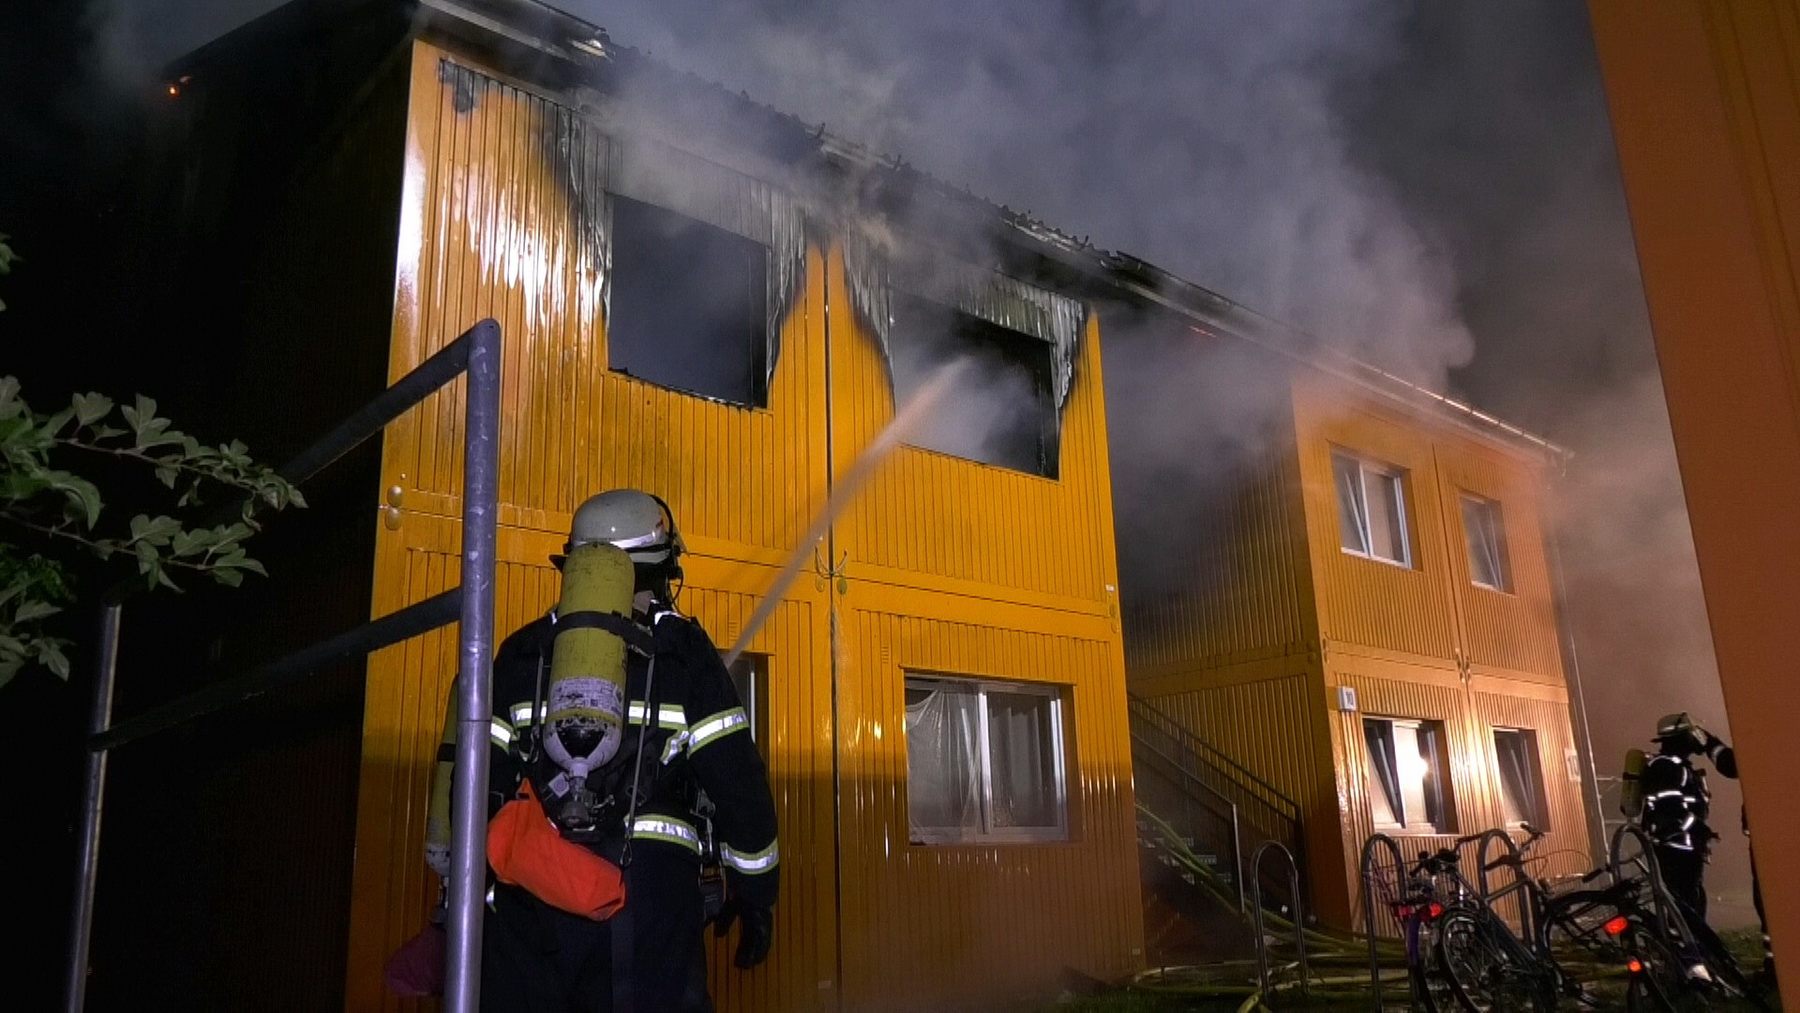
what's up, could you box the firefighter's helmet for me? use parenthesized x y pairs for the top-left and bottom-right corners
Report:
(1654, 712), (1697, 741)
(566, 489), (684, 569)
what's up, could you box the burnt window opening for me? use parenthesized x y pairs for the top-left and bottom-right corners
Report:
(608, 195), (768, 408)
(889, 291), (1060, 478)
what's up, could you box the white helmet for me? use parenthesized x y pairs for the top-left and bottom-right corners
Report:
(566, 489), (684, 569)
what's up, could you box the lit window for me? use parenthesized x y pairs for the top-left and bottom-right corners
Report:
(889, 292), (1060, 478)
(608, 195), (769, 407)
(1364, 717), (1451, 833)
(1461, 495), (1511, 591)
(904, 675), (1068, 843)
(1333, 451), (1410, 566)
(1493, 728), (1546, 828)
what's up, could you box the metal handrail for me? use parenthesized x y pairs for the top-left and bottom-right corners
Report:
(1127, 693), (1302, 821)
(1251, 840), (1309, 1001)
(1132, 729), (1246, 909)
(63, 320), (502, 1013)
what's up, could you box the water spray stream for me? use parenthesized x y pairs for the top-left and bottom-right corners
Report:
(722, 358), (972, 667)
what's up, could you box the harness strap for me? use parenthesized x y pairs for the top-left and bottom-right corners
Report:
(555, 609), (655, 654)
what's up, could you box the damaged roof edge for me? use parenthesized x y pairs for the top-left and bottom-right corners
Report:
(164, 0), (1570, 465)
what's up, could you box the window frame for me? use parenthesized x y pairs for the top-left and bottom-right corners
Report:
(1460, 493), (1513, 593)
(903, 674), (1070, 846)
(724, 652), (770, 752)
(1491, 726), (1547, 830)
(1363, 715), (1453, 835)
(1331, 450), (1413, 569)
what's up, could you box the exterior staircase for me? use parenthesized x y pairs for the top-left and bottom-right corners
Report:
(1128, 693), (1307, 964)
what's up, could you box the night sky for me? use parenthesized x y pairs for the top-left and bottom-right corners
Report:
(2, 0), (1753, 928)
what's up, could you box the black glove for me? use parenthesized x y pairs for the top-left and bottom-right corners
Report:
(713, 897), (773, 969)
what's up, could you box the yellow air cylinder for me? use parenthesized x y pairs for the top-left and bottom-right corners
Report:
(1620, 748), (1648, 818)
(544, 542), (635, 777)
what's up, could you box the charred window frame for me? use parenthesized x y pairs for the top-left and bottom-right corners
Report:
(889, 291), (1061, 478)
(607, 194), (770, 408)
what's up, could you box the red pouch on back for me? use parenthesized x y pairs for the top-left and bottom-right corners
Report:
(487, 780), (627, 920)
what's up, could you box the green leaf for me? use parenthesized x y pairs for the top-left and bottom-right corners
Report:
(0, 376), (21, 419)
(0, 657), (19, 691)
(211, 568), (244, 588)
(155, 567), (182, 592)
(50, 474), (103, 528)
(287, 487), (307, 510)
(13, 599), (60, 623)
(133, 539), (159, 576)
(32, 639), (70, 680)
(90, 424), (125, 440)
(42, 407), (74, 437)
(154, 464), (178, 488)
(169, 527), (214, 557)
(238, 557), (267, 577)
(128, 513), (181, 546)
(71, 392), (114, 426)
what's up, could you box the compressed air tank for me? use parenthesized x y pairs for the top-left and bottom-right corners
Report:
(543, 542), (635, 778)
(1620, 748), (1648, 818)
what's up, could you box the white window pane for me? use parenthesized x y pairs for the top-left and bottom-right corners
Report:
(905, 683), (982, 836)
(1334, 454), (1370, 554)
(1462, 496), (1508, 590)
(1494, 729), (1541, 827)
(985, 691), (1059, 829)
(1365, 470), (1408, 564)
(1364, 719), (1403, 827)
(1393, 723), (1432, 829)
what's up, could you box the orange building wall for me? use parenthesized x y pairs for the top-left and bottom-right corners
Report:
(1129, 367), (1590, 928)
(343, 41), (1142, 1011)
(1586, 0), (1800, 970)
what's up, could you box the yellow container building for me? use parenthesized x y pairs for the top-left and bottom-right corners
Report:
(1117, 315), (1597, 929)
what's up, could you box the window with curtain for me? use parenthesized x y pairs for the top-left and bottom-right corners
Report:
(1493, 728), (1545, 828)
(1333, 451), (1411, 566)
(1460, 494), (1511, 591)
(1364, 717), (1452, 833)
(904, 675), (1067, 843)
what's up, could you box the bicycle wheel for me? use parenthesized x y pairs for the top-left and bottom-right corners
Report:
(1624, 925), (1708, 1013)
(1435, 908), (1556, 1012)
(1408, 915), (1459, 1013)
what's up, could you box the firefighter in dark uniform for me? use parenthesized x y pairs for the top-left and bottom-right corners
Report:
(426, 489), (778, 1012)
(1639, 711), (1766, 983)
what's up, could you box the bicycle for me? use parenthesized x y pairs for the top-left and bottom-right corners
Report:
(1406, 831), (1561, 1012)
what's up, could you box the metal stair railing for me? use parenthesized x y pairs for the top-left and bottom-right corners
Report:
(63, 319), (503, 1013)
(1127, 692), (1308, 914)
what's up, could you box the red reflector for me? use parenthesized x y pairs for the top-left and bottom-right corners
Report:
(1395, 904), (1414, 919)
(1428, 902), (1445, 920)
(1604, 916), (1630, 936)
(1628, 959), (1644, 973)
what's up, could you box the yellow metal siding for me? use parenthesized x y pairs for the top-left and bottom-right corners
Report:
(345, 41), (1141, 1011)
(1432, 441), (1565, 680)
(1123, 445), (1314, 679)
(826, 251), (1117, 610)
(835, 602), (1142, 1008)
(1293, 378), (1460, 663)
(1472, 687), (1590, 880)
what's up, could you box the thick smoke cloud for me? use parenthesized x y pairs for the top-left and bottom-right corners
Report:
(89, 0), (1748, 923)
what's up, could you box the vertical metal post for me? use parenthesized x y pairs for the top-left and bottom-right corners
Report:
(64, 602), (122, 1013)
(444, 321), (501, 1013)
(1230, 804), (1245, 912)
(1543, 469), (1609, 864)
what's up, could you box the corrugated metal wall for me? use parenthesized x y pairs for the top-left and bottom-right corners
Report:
(1292, 379), (1461, 664)
(836, 604), (1142, 1008)
(1433, 442), (1565, 680)
(344, 42), (1141, 1011)
(1122, 451), (1313, 678)
(1130, 370), (1591, 927)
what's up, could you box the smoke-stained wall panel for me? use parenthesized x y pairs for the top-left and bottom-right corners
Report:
(387, 50), (823, 561)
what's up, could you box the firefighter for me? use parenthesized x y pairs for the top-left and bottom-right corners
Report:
(426, 489), (778, 1012)
(1639, 712), (1755, 982)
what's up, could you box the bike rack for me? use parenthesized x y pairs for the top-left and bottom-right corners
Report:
(1358, 832), (1410, 1012)
(62, 320), (502, 1013)
(1473, 828), (1529, 941)
(1251, 839), (1309, 1001)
